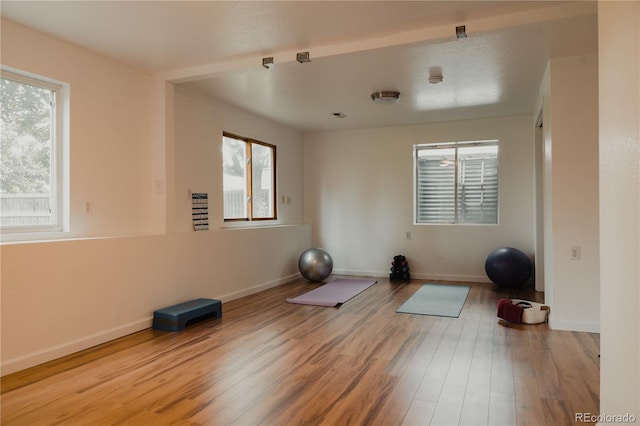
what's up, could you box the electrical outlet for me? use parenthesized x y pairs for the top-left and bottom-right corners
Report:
(153, 179), (163, 195)
(406, 231), (412, 240)
(571, 246), (581, 260)
(83, 200), (92, 215)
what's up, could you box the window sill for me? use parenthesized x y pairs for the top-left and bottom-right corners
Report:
(413, 222), (499, 227)
(0, 231), (161, 246)
(221, 220), (282, 230)
(0, 230), (70, 245)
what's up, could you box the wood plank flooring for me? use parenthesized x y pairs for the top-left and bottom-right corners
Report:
(1, 277), (600, 425)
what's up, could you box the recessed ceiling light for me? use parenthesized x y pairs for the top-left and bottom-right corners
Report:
(371, 91), (401, 104)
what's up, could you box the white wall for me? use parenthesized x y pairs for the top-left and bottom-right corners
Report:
(1, 226), (310, 374)
(540, 53), (600, 333)
(173, 86), (304, 231)
(1, 19), (154, 239)
(304, 115), (535, 282)
(0, 20), (310, 375)
(598, 1), (640, 419)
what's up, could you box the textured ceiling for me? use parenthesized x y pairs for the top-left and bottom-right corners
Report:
(1, 1), (598, 132)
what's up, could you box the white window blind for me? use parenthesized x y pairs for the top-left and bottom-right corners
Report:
(415, 141), (498, 224)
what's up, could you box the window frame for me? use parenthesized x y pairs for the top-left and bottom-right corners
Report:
(222, 132), (277, 222)
(413, 140), (499, 225)
(0, 67), (67, 236)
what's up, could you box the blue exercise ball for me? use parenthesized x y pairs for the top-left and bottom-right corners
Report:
(298, 248), (333, 282)
(485, 247), (532, 288)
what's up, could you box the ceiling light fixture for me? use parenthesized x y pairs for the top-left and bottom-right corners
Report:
(371, 91), (401, 104)
(296, 52), (311, 63)
(456, 25), (467, 39)
(428, 68), (444, 84)
(262, 57), (273, 69)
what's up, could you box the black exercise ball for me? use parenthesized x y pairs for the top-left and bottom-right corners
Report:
(485, 247), (532, 288)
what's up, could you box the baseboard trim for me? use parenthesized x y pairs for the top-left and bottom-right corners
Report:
(549, 318), (600, 333)
(331, 269), (389, 278)
(332, 269), (491, 283)
(411, 272), (492, 284)
(1, 318), (152, 376)
(216, 273), (301, 302)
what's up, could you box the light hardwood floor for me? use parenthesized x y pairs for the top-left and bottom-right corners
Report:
(1, 277), (599, 425)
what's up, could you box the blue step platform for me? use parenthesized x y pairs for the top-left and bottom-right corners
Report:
(153, 298), (222, 331)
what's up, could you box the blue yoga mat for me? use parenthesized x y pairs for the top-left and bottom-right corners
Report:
(396, 283), (471, 317)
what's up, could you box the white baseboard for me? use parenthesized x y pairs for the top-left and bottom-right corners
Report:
(333, 268), (491, 283)
(549, 318), (600, 333)
(410, 272), (492, 283)
(216, 273), (301, 302)
(1, 318), (152, 376)
(331, 269), (389, 278)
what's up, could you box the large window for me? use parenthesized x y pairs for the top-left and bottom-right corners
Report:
(222, 133), (276, 221)
(0, 68), (66, 233)
(414, 140), (498, 224)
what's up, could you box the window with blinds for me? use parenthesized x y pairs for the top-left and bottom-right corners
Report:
(415, 141), (498, 224)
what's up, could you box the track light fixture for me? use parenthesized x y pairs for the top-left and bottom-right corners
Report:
(429, 74), (444, 84)
(429, 66), (444, 84)
(296, 51), (311, 63)
(456, 25), (467, 39)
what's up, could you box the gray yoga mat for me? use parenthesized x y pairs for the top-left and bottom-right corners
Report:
(396, 283), (471, 317)
(287, 278), (377, 307)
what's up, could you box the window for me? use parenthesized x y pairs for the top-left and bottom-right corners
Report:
(0, 68), (66, 233)
(222, 133), (276, 221)
(415, 140), (498, 224)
